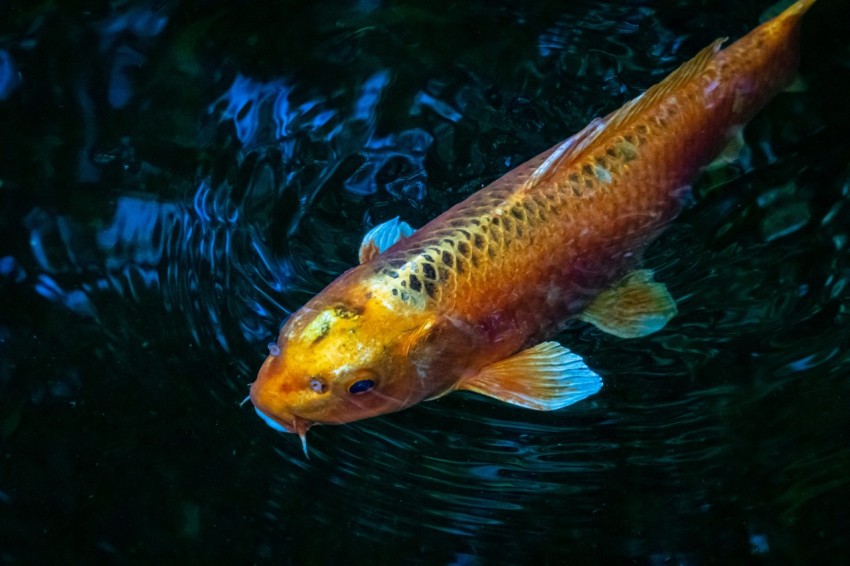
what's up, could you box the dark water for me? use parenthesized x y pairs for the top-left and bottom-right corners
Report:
(2, 0), (849, 562)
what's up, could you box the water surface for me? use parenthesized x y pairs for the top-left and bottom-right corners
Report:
(1, 0), (849, 562)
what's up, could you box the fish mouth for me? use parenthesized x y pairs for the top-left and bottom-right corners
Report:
(251, 402), (313, 437)
(249, 386), (314, 457)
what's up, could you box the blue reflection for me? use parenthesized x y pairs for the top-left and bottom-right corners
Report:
(344, 129), (433, 198)
(97, 7), (169, 108)
(217, 75), (288, 146)
(354, 70), (390, 121)
(34, 275), (97, 319)
(0, 256), (16, 277)
(100, 7), (168, 41)
(108, 45), (145, 108)
(0, 50), (20, 100)
(412, 91), (462, 123)
(97, 196), (178, 267)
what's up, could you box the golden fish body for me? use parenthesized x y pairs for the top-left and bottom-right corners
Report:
(250, 0), (815, 446)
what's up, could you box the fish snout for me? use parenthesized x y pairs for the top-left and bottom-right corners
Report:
(250, 383), (314, 457)
(250, 378), (314, 432)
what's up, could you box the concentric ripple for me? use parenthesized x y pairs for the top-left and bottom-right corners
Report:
(1, 0), (848, 562)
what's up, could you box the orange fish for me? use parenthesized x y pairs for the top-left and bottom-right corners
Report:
(250, 0), (815, 453)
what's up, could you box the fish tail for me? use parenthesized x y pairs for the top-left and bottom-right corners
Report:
(761, 0), (816, 28)
(785, 0), (817, 17)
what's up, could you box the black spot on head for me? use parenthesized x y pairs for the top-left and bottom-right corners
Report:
(458, 229), (471, 240)
(423, 253), (434, 262)
(438, 266), (450, 281)
(409, 274), (422, 292)
(441, 250), (454, 266)
(392, 288), (399, 296)
(422, 262), (436, 280)
(457, 241), (470, 257)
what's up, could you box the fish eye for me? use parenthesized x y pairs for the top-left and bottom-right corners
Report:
(309, 378), (328, 393)
(348, 379), (375, 394)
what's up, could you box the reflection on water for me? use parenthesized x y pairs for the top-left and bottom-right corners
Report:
(1, 0), (849, 562)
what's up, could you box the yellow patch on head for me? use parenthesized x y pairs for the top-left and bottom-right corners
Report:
(301, 306), (361, 344)
(301, 310), (335, 343)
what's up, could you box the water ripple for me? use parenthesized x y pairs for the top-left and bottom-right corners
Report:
(2, 1), (848, 561)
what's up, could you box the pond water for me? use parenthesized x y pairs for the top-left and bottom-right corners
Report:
(1, 0), (849, 562)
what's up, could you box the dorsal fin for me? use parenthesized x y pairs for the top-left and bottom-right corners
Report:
(522, 38), (726, 189)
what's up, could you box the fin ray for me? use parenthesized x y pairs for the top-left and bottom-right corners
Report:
(580, 269), (677, 338)
(523, 38), (725, 190)
(458, 342), (602, 411)
(359, 217), (416, 263)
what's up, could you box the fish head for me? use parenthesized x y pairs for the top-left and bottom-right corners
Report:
(250, 275), (449, 436)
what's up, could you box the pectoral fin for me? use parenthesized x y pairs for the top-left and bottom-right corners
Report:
(359, 217), (416, 263)
(706, 126), (749, 171)
(579, 269), (677, 338)
(457, 341), (602, 411)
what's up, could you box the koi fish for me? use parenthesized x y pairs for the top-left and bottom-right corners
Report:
(250, 0), (815, 453)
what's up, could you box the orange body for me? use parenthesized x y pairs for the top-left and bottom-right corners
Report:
(251, 1), (814, 440)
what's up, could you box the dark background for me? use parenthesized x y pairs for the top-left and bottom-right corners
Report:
(1, 0), (849, 563)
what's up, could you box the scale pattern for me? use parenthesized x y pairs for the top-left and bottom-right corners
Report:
(369, 1), (809, 339)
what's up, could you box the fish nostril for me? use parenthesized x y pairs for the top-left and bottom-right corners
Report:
(268, 342), (281, 357)
(309, 378), (328, 393)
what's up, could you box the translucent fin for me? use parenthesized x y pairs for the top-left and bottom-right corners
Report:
(579, 270), (677, 338)
(761, 0), (817, 22)
(519, 117), (607, 191)
(522, 38), (725, 190)
(359, 217), (416, 263)
(706, 126), (749, 171)
(458, 341), (602, 411)
(783, 75), (808, 93)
